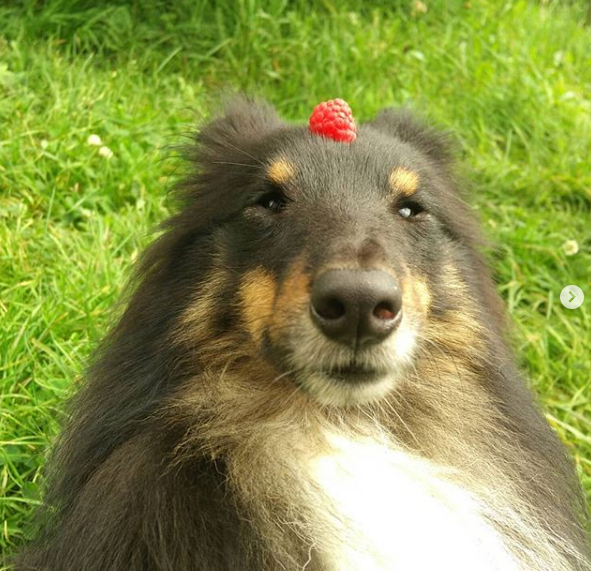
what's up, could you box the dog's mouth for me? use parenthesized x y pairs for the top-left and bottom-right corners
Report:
(317, 362), (386, 384)
(292, 359), (396, 406)
(263, 337), (392, 386)
(259, 305), (417, 405)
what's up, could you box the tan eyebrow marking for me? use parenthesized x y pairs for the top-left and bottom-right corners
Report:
(389, 167), (420, 196)
(267, 158), (295, 185)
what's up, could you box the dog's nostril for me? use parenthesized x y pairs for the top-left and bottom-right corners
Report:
(314, 297), (346, 320)
(373, 301), (396, 321)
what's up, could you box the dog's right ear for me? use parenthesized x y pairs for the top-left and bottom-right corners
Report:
(164, 97), (283, 242)
(173, 96), (282, 213)
(194, 96), (282, 169)
(139, 98), (282, 282)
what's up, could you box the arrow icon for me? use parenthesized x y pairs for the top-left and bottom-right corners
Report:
(560, 285), (584, 309)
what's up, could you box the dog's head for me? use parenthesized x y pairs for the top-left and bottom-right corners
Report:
(164, 98), (502, 407)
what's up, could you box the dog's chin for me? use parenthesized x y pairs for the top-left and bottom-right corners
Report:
(295, 369), (398, 407)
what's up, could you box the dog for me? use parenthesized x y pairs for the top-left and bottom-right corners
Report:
(15, 97), (591, 570)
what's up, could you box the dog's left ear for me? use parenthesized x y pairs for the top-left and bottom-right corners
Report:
(368, 108), (455, 167)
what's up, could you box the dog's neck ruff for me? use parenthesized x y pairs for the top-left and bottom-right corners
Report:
(306, 430), (520, 571)
(228, 422), (537, 571)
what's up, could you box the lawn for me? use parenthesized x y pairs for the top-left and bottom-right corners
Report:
(1, 0), (590, 562)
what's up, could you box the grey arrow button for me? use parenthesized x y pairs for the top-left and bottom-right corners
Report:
(560, 285), (584, 309)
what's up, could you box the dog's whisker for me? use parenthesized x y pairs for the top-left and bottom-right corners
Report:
(210, 161), (259, 168)
(221, 139), (266, 165)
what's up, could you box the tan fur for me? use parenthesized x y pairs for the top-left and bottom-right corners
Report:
(432, 262), (485, 359)
(401, 274), (431, 316)
(268, 259), (311, 344)
(389, 167), (420, 197)
(239, 267), (277, 345)
(175, 267), (229, 345)
(267, 157), (295, 185)
(397, 333), (590, 570)
(441, 261), (468, 294)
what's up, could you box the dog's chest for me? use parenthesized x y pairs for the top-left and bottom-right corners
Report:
(306, 432), (521, 571)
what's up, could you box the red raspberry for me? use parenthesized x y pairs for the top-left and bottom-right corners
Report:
(309, 98), (357, 143)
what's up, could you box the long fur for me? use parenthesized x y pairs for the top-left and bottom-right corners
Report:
(14, 98), (591, 570)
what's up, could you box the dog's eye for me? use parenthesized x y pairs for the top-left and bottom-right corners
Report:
(398, 202), (424, 219)
(257, 191), (288, 213)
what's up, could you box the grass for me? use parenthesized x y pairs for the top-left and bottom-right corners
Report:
(1, 0), (590, 561)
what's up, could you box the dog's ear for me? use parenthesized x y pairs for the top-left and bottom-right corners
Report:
(173, 96), (282, 214)
(140, 98), (283, 281)
(195, 96), (281, 167)
(368, 108), (455, 166)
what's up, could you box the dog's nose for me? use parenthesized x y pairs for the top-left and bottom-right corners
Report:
(310, 269), (402, 347)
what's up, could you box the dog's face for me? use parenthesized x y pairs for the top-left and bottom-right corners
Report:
(175, 101), (489, 406)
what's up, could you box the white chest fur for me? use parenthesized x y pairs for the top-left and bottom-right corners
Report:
(308, 431), (522, 571)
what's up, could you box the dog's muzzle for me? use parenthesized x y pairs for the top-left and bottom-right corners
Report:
(309, 269), (402, 349)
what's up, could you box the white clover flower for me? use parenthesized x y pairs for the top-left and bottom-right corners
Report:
(98, 145), (114, 159)
(413, 0), (428, 14)
(562, 239), (579, 256)
(87, 134), (102, 146)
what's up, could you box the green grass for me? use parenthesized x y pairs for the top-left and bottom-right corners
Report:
(1, 0), (590, 561)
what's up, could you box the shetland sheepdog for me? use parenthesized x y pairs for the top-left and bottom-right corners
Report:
(16, 98), (591, 570)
